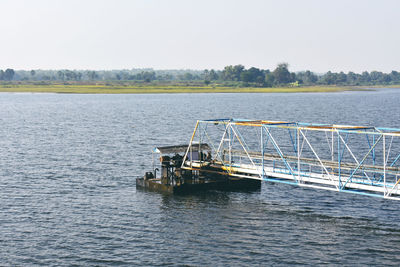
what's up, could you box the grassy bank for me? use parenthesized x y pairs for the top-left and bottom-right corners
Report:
(0, 82), (384, 94)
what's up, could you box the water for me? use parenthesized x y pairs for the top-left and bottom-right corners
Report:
(1, 89), (400, 266)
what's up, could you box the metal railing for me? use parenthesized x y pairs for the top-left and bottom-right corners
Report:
(181, 118), (400, 200)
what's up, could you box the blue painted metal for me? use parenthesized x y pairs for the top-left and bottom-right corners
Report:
(263, 126), (298, 183)
(288, 128), (297, 153)
(390, 153), (400, 167)
(376, 127), (400, 131)
(338, 132), (342, 190)
(374, 150), (400, 185)
(201, 118), (231, 122)
(373, 134), (376, 166)
(341, 134), (383, 189)
(261, 126), (264, 180)
(366, 133), (377, 165)
(340, 133), (349, 165)
(201, 118), (400, 132)
(341, 189), (384, 198)
(263, 177), (300, 186)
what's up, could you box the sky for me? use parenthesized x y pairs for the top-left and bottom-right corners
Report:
(1, 0), (399, 73)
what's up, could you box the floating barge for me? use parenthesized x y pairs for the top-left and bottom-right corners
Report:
(136, 144), (261, 194)
(137, 118), (400, 200)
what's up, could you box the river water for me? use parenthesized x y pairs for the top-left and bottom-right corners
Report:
(1, 89), (400, 266)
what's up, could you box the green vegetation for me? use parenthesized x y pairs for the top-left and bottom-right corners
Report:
(0, 82), (375, 94)
(1, 63), (400, 94)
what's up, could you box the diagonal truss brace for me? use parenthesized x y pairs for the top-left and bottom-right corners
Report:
(341, 134), (383, 189)
(230, 124), (262, 178)
(264, 126), (298, 182)
(300, 129), (338, 190)
(338, 133), (372, 183)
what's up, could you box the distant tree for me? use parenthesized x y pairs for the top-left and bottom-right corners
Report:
(209, 69), (218, 80)
(370, 71), (386, 84)
(361, 71), (370, 84)
(203, 69), (219, 82)
(4, 68), (15, 81)
(240, 67), (264, 84)
(64, 70), (75, 80)
(307, 70), (318, 84)
(76, 72), (82, 81)
(180, 72), (194, 81)
(297, 70), (318, 85)
(3, 66), (398, 87)
(57, 71), (65, 81)
(337, 72), (347, 84)
(240, 71), (252, 82)
(265, 71), (274, 87)
(346, 72), (358, 85)
(321, 71), (336, 85)
(145, 71), (156, 82)
(382, 73), (392, 83)
(117, 71), (130, 80)
(167, 74), (174, 80)
(203, 69), (209, 80)
(390, 71), (400, 84)
(86, 71), (98, 80)
(290, 72), (296, 83)
(221, 65), (244, 81)
(162, 74), (173, 81)
(134, 71), (156, 82)
(272, 63), (291, 84)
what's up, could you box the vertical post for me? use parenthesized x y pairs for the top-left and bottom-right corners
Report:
(338, 131), (341, 190)
(198, 124), (201, 160)
(331, 130), (334, 183)
(331, 130), (334, 162)
(297, 128), (300, 183)
(214, 122), (230, 165)
(372, 134), (376, 180)
(190, 141), (193, 168)
(182, 120), (199, 169)
(384, 134), (386, 196)
(152, 152), (155, 178)
(373, 134), (376, 166)
(229, 124), (232, 172)
(261, 126), (264, 180)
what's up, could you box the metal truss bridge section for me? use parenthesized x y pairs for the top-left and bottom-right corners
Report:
(182, 118), (400, 200)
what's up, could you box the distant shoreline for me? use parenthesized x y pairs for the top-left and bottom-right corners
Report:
(0, 83), (398, 94)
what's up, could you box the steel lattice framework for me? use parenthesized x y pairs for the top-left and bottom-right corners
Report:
(182, 119), (400, 200)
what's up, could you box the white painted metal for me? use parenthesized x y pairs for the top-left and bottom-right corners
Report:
(181, 119), (400, 200)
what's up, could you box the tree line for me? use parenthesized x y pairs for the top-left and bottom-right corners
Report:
(1, 64), (400, 87)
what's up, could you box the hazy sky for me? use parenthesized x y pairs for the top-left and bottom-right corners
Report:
(1, 0), (399, 72)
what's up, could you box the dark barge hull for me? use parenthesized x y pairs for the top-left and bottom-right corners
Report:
(136, 176), (261, 194)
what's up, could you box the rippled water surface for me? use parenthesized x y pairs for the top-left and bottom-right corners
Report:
(1, 89), (400, 266)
